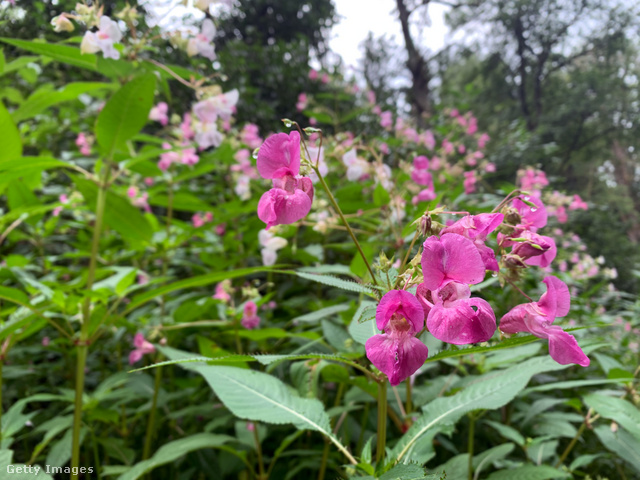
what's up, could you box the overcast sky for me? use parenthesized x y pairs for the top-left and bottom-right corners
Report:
(329, 0), (450, 69)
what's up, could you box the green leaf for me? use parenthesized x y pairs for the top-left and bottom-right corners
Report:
(193, 365), (355, 463)
(474, 443), (516, 478)
(348, 301), (379, 346)
(0, 100), (21, 161)
(149, 192), (212, 213)
(583, 394), (640, 441)
(96, 74), (156, 157)
(124, 267), (276, 314)
(379, 464), (428, 480)
(485, 465), (570, 479)
(116, 434), (232, 480)
(0, 38), (97, 71)
(292, 304), (350, 324)
(72, 175), (153, 245)
(12, 82), (113, 122)
(0, 157), (70, 180)
(594, 425), (640, 473)
(484, 420), (525, 446)
(392, 356), (571, 463)
(295, 272), (376, 296)
(0, 450), (54, 480)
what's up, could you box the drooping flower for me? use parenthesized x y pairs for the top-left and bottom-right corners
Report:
(257, 177), (314, 229)
(569, 195), (588, 211)
(52, 14), (74, 32)
(342, 149), (370, 182)
(256, 131), (314, 229)
(500, 276), (589, 367)
(129, 333), (155, 365)
(187, 19), (216, 60)
(213, 281), (232, 303)
(365, 290), (429, 386)
(193, 89), (239, 124)
(512, 195), (548, 230)
(75, 132), (92, 156)
(80, 16), (123, 60)
(241, 301), (260, 329)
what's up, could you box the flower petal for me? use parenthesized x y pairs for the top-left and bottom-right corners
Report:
(427, 297), (496, 345)
(546, 326), (590, 367)
(375, 290), (424, 332)
(538, 276), (571, 318)
(421, 234), (486, 291)
(365, 333), (429, 386)
(256, 131), (301, 179)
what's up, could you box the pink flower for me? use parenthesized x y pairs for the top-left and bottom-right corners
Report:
(412, 169), (433, 187)
(441, 213), (504, 271)
(216, 224), (226, 235)
(458, 145), (466, 154)
(463, 171), (476, 194)
(159, 143), (180, 170)
(342, 149), (370, 181)
(75, 132), (92, 156)
(241, 124), (263, 150)
(421, 234), (486, 291)
(413, 155), (429, 170)
(485, 162), (496, 173)
(524, 235), (557, 268)
(466, 117), (478, 135)
(442, 139), (454, 155)
(144, 177), (154, 186)
(256, 131), (301, 179)
(181, 114), (195, 140)
(569, 195), (588, 211)
(256, 132), (314, 229)
(192, 214), (205, 228)
(241, 301), (260, 329)
(412, 188), (436, 205)
(365, 290), (429, 386)
(149, 102), (169, 126)
(129, 333), (155, 365)
(181, 148), (199, 166)
(257, 176), (314, 229)
(478, 133), (490, 149)
(321, 73), (329, 84)
(500, 277), (589, 367)
(42, 337), (50, 347)
(426, 282), (496, 344)
(554, 205), (568, 223)
(512, 196), (548, 230)
(213, 282), (231, 303)
(296, 93), (308, 112)
(52, 206), (63, 217)
(380, 111), (392, 129)
(366, 90), (376, 104)
(308, 69), (319, 80)
(421, 130), (436, 150)
(193, 89), (239, 123)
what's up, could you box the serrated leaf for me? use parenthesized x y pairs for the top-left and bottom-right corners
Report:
(392, 356), (571, 463)
(485, 465), (570, 479)
(594, 425), (640, 473)
(584, 394), (640, 441)
(193, 365), (355, 462)
(292, 304), (350, 323)
(295, 272), (376, 296)
(116, 434), (232, 480)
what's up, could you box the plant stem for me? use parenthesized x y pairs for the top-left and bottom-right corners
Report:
(312, 165), (377, 285)
(468, 413), (476, 480)
(317, 441), (330, 480)
(492, 189), (522, 213)
(376, 381), (387, 464)
(555, 409), (595, 468)
(142, 364), (163, 461)
(405, 378), (412, 415)
(253, 425), (265, 479)
(71, 167), (109, 478)
(0, 361), (3, 443)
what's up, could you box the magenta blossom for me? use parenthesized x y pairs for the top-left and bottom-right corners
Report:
(512, 196), (547, 230)
(569, 195), (588, 211)
(257, 176), (314, 229)
(256, 132), (314, 229)
(129, 333), (155, 365)
(365, 290), (428, 386)
(500, 277), (589, 367)
(441, 213), (503, 271)
(149, 102), (169, 126)
(421, 234), (486, 291)
(424, 281), (496, 344)
(241, 301), (260, 329)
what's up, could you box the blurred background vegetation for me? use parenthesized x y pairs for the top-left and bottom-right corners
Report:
(1, 0), (638, 292)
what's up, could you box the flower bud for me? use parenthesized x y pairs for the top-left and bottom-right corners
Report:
(52, 14), (75, 32)
(503, 253), (527, 268)
(504, 206), (521, 225)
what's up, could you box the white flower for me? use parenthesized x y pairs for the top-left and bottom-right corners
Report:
(194, 121), (223, 149)
(193, 89), (239, 123)
(259, 230), (287, 266)
(307, 146), (328, 183)
(52, 15), (74, 33)
(234, 174), (251, 200)
(342, 149), (370, 181)
(81, 16), (123, 60)
(187, 19), (216, 60)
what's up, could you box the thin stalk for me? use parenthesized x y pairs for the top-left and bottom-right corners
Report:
(312, 165), (377, 285)
(491, 189), (522, 213)
(317, 441), (330, 480)
(0, 361), (3, 443)
(405, 378), (412, 416)
(396, 229), (419, 287)
(555, 409), (596, 468)
(252, 425), (265, 479)
(71, 167), (110, 478)
(468, 413), (476, 480)
(142, 364), (163, 460)
(376, 382), (387, 464)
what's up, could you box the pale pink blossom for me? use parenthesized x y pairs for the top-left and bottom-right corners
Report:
(187, 19), (216, 60)
(129, 333), (155, 365)
(149, 102), (169, 126)
(80, 16), (123, 60)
